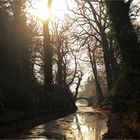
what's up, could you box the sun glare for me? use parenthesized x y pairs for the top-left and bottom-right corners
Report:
(28, 0), (71, 21)
(31, 0), (50, 20)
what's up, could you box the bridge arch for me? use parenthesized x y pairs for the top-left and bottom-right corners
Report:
(75, 97), (94, 106)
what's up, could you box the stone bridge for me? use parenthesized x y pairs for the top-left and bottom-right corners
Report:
(76, 96), (94, 106)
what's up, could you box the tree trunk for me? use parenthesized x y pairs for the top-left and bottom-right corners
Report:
(57, 42), (63, 84)
(43, 20), (53, 91)
(87, 1), (113, 91)
(63, 61), (67, 85)
(101, 36), (113, 91)
(106, 0), (140, 111)
(88, 45), (104, 104)
(109, 41), (120, 82)
(106, 1), (140, 73)
(74, 73), (83, 99)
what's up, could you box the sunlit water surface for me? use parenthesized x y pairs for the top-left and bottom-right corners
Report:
(23, 103), (108, 140)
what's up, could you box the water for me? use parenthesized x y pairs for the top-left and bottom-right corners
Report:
(23, 103), (108, 140)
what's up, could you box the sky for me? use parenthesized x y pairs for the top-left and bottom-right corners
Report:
(27, 0), (74, 20)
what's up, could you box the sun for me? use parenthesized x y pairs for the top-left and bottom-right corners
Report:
(28, 0), (71, 21)
(31, 0), (50, 20)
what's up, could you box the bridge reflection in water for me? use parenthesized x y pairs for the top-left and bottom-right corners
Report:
(23, 103), (108, 140)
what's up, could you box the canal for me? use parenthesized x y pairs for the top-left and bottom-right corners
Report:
(22, 102), (108, 140)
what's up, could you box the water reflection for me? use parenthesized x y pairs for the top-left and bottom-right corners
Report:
(24, 105), (108, 140)
(70, 111), (108, 140)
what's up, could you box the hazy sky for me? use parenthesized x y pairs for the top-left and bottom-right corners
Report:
(27, 0), (74, 20)
(51, 0), (74, 19)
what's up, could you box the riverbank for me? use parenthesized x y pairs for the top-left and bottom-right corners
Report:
(0, 107), (77, 139)
(92, 106), (140, 139)
(0, 82), (78, 138)
(103, 110), (140, 139)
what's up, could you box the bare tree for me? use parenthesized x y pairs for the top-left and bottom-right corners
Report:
(87, 42), (104, 103)
(70, 0), (119, 91)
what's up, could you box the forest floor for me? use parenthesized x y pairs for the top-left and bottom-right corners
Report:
(93, 106), (140, 139)
(0, 108), (77, 139)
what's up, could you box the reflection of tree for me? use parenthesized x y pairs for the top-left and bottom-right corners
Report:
(72, 114), (84, 140)
(71, 111), (108, 140)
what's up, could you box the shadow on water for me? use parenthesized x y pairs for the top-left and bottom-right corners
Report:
(38, 132), (66, 139)
(23, 102), (108, 140)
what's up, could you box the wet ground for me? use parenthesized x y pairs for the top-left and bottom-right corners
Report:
(21, 103), (108, 140)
